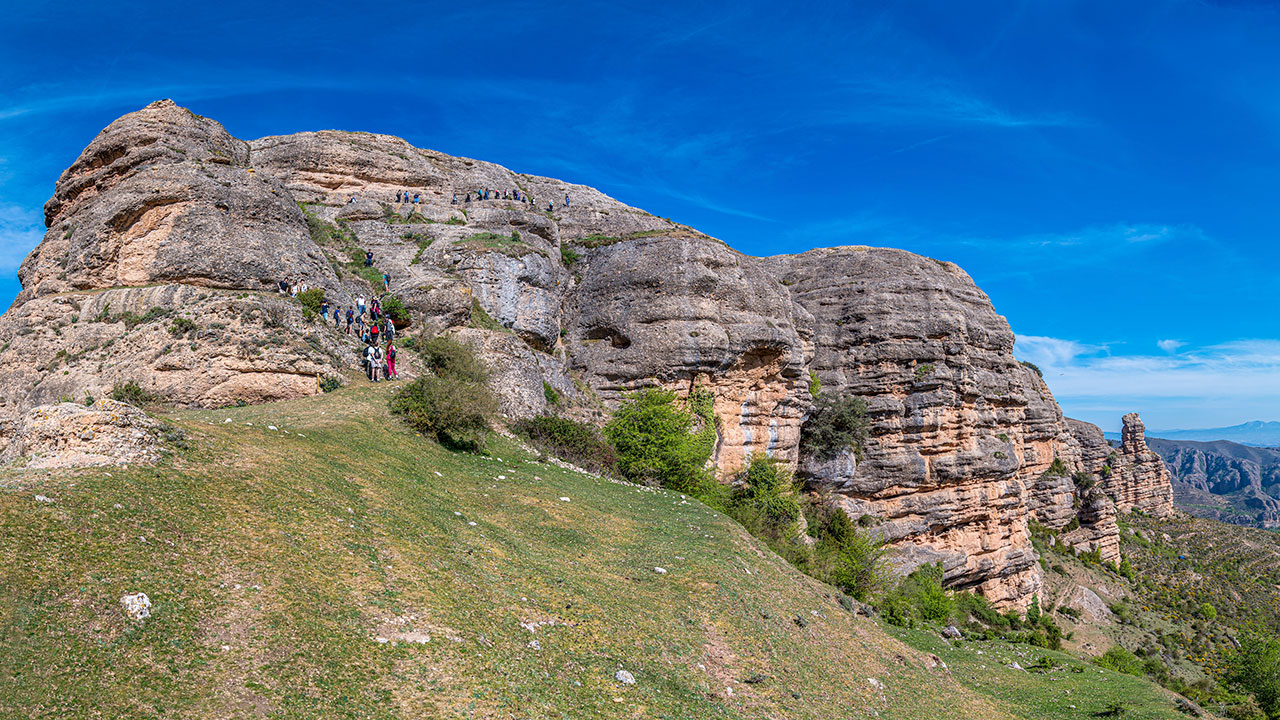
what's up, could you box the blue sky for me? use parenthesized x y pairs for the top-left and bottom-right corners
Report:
(2, 1), (1278, 432)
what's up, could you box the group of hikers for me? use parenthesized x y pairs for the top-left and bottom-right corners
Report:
(451, 187), (571, 213)
(349, 188), (576, 215)
(333, 295), (398, 382)
(277, 280), (399, 383)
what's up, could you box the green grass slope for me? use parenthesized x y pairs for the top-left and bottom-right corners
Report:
(0, 384), (1199, 719)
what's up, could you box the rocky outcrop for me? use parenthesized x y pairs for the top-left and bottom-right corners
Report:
(2, 399), (161, 468)
(566, 236), (813, 476)
(1061, 488), (1120, 563)
(1106, 413), (1174, 517)
(21, 100), (337, 305)
(2, 100), (1170, 608)
(770, 247), (1050, 606)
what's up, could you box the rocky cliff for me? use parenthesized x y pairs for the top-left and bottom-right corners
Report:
(1106, 413), (1175, 517)
(0, 100), (1173, 608)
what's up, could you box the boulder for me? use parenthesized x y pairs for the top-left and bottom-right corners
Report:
(3, 399), (161, 468)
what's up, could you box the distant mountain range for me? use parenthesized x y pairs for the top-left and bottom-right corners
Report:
(1147, 421), (1280, 447)
(1140, 436), (1280, 529)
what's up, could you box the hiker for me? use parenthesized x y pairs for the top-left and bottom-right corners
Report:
(364, 250), (374, 267)
(413, 193), (420, 203)
(363, 344), (376, 380)
(333, 305), (342, 329)
(372, 344), (384, 382)
(345, 307), (354, 335)
(355, 295), (367, 317)
(565, 194), (570, 206)
(382, 273), (391, 291)
(321, 299), (330, 320)
(386, 341), (397, 379)
(370, 322), (380, 345)
(384, 319), (395, 344)
(466, 193), (471, 203)
(278, 279), (289, 295)
(396, 190), (402, 203)
(452, 193), (457, 204)
(547, 200), (554, 212)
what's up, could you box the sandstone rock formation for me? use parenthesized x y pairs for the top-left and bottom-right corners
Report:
(0, 99), (1176, 608)
(771, 247), (1049, 606)
(2, 399), (161, 468)
(1106, 413), (1175, 517)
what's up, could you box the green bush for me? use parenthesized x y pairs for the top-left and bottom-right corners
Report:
(806, 501), (888, 601)
(110, 381), (157, 406)
(513, 415), (617, 476)
(808, 371), (821, 399)
(297, 288), (325, 318)
(801, 392), (870, 461)
(1200, 602), (1218, 620)
(1095, 646), (1145, 677)
(168, 317), (196, 336)
(560, 246), (581, 265)
(731, 457), (801, 528)
(390, 335), (496, 451)
(604, 388), (714, 492)
(381, 294), (410, 326)
(1020, 360), (1043, 378)
(542, 381), (561, 406)
(421, 335), (488, 383)
(898, 563), (955, 622)
(390, 375), (496, 451)
(1231, 636), (1280, 718)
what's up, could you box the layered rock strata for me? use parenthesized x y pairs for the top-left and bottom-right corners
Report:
(1107, 413), (1175, 517)
(0, 100), (1176, 608)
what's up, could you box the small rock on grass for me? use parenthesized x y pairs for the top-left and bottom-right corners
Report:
(121, 592), (152, 622)
(615, 670), (635, 685)
(653, 567), (667, 574)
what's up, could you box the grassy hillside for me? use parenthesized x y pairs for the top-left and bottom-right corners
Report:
(0, 383), (1201, 719)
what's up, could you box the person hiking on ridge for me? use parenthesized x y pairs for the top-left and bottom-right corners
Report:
(386, 341), (397, 380)
(364, 250), (374, 267)
(320, 299), (330, 320)
(334, 305), (342, 329)
(395, 190), (402, 203)
(370, 322), (380, 345)
(382, 273), (391, 292)
(345, 307), (354, 335)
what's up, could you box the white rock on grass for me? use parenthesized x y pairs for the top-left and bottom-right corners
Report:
(559, 497), (571, 502)
(33, 494), (55, 504)
(121, 592), (152, 622)
(615, 670), (635, 685)
(653, 567), (667, 575)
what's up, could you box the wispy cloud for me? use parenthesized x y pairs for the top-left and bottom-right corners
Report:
(0, 205), (42, 272)
(1014, 334), (1280, 430)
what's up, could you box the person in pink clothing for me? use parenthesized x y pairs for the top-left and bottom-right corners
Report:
(386, 341), (398, 380)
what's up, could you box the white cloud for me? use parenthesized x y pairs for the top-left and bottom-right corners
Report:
(1014, 334), (1280, 430)
(0, 205), (42, 272)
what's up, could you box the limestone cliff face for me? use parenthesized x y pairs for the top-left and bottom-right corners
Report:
(1, 100), (1175, 608)
(565, 237), (813, 475)
(1107, 413), (1175, 517)
(768, 247), (1048, 606)
(22, 100), (336, 304)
